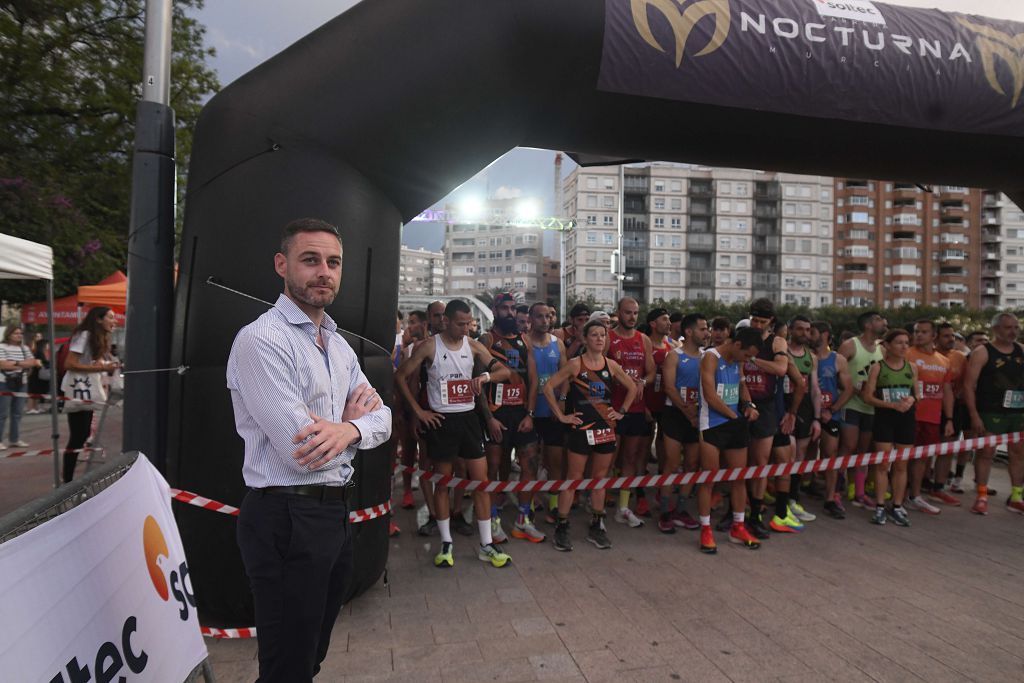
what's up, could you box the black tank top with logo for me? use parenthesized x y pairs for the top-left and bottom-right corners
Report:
(977, 342), (1024, 413)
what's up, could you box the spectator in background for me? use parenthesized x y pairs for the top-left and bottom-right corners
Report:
(0, 326), (40, 449)
(26, 338), (51, 414)
(516, 304), (531, 335)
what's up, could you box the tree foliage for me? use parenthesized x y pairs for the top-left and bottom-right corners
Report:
(0, 0), (219, 302)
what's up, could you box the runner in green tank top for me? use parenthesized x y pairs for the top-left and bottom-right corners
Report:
(862, 329), (919, 527)
(838, 311), (887, 507)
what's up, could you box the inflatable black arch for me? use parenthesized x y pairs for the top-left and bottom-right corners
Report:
(169, 0), (1024, 623)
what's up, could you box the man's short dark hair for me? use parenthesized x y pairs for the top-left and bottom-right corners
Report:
(789, 315), (811, 327)
(710, 316), (732, 332)
(913, 319), (936, 333)
(570, 303), (591, 318)
(669, 311), (683, 324)
(409, 310), (427, 323)
(681, 313), (706, 333)
(937, 322), (954, 333)
(444, 299), (471, 318)
(646, 307), (669, 324)
(733, 327), (763, 351)
(857, 310), (880, 331)
(811, 321), (832, 338)
(280, 217), (342, 254)
(529, 302), (548, 316)
(749, 298), (775, 320)
(516, 304), (529, 315)
(966, 330), (987, 343)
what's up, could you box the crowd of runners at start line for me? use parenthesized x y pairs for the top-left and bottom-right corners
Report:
(389, 294), (1024, 568)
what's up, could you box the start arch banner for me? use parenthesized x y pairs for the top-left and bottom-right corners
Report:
(0, 456), (207, 682)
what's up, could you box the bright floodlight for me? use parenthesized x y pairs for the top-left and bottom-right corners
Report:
(459, 196), (485, 221)
(516, 199), (541, 220)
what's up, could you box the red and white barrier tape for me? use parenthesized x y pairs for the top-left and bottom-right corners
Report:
(0, 389), (108, 406)
(397, 432), (1023, 493)
(0, 446), (102, 460)
(168, 488), (392, 524)
(201, 626), (256, 639)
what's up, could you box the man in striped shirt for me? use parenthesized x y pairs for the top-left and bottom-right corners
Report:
(227, 218), (392, 682)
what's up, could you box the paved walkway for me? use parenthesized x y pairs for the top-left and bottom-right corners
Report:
(205, 463), (1024, 683)
(3, 417), (1020, 682)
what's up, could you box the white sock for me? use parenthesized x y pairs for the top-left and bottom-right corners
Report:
(437, 518), (452, 543)
(732, 511), (744, 524)
(478, 519), (493, 546)
(699, 515), (711, 527)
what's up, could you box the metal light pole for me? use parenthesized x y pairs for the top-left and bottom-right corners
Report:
(616, 165), (625, 302)
(124, 0), (175, 469)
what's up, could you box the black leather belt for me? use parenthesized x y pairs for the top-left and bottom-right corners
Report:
(258, 484), (350, 502)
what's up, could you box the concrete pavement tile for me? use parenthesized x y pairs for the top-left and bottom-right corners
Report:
(497, 587), (535, 604)
(350, 593), (428, 616)
(441, 656), (537, 683)
(344, 667), (442, 683)
(433, 621), (515, 645)
(392, 642), (483, 673)
(790, 646), (878, 683)
(319, 648), (395, 678)
(479, 634), (570, 662)
(512, 616), (557, 637)
(528, 652), (582, 680)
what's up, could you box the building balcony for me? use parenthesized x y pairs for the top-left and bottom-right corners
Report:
(688, 272), (715, 287)
(687, 233), (715, 250)
(754, 206), (779, 219)
(939, 251), (966, 262)
(891, 187), (919, 200)
(689, 185), (713, 197)
(983, 251), (1000, 261)
(754, 185), (780, 199)
(984, 195), (1004, 208)
(982, 229), (1002, 244)
(983, 214), (1000, 226)
(981, 268), (1004, 278)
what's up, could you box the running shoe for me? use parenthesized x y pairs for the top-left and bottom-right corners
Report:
(769, 514), (803, 533)
(745, 518), (771, 540)
(478, 543), (511, 567)
(970, 496), (989, 515)
(1006, 498), (1024, 515)
(851, 494), (876, 508)
(454, 515), (474, 537)
(401, 490), (415, 510)
(587, 521), (612, 549)
(9, 440), (29, 448)
(434, 541), (454, 568)
(553, 522), (573, 552)
(389, 521), (401, 537)
(906, 496), (940, 516)
(657, 514), (676, 534)
(636, 496), (652, 518)
(948, 477), (965, 494)
(699, 525), (717, 554)
(888, 506), (911, 527)
(614, 507), (645, 528)
(846, 481), (856, 501)
(511, 518), (546, 543)
(763, 491), (776, 505)
(870, 507), (886, 525)
(729, 522), (761, 549)
(823, 500), (846, 520)
(417, 517), (438, 537)
(927, 489), (961, 507)
(788, 500), (817, 522)
(490, 517), (509, 543)
(672, 509), (701, 530)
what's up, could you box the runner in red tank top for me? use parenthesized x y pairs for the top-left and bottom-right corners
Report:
(642, 307), (675, 519)
(605, 297), (655, 528)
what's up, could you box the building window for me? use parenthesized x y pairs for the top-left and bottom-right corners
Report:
(586, 232), (597, 244)
(604, 178), (615, 190)
(671, 235), (682, 248)
(654, 217), (664, 228)
(720, 255), (731, 267)
(720, 200), (732, 212)
(603, 216), (613, 225)
(720, 237), (731, 249)
(586, 215), (596, 225)
(671, 218), (681, 229)
(654, 198), (665, 210)
(654, 181), (665, 192)
(602, 196), (614, 208)
(670, 181), (682, 192)
(586, 177), (597, 189)
(671, 198), (682, 210)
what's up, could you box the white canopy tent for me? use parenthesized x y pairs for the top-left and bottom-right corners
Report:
(0, 233), (61, 487)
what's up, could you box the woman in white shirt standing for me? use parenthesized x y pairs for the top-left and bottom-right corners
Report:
(62, 307), (118, 482)
(0, 326), (40, 449)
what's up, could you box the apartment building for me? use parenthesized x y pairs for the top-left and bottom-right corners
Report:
(980, 192), (1024, 309)
(833, 181), (982, 308)
(562, 164), (833, 308)
(443, 198), (544, 300)
(541, 258), (561, 307)
(398, 246), (445, 296)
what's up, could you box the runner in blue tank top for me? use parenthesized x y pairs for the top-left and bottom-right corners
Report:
(810, 322), (856, 520)
(695, 327), (764, 554)
(526, 303), (568, 525)
(659, 313), (709, 532)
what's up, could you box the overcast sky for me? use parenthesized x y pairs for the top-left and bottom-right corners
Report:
(189, 1), (1024, 250)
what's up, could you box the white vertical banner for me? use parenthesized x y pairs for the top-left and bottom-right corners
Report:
(0, 455), (208, 682)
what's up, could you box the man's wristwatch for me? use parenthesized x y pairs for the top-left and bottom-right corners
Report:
(740, 401), (755, 413)
(527, 410), (535, 418)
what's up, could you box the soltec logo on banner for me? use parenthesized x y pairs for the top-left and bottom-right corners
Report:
(144, 515), (196, 620)
(812, 0), (886, 27)
(630, 0), (731, 68)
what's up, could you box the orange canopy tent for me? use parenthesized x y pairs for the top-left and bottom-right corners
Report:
(77, 270), (127, 309)
(20, 271), (127, 325)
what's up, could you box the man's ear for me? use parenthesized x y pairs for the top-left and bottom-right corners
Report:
(274, 252), (287, 279)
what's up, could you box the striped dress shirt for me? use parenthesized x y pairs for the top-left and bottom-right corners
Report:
(226, 294), (392, 488)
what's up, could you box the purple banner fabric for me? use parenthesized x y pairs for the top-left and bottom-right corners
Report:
(598, 0), (1024, 137)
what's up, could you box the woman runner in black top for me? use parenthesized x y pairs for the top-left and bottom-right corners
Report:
(543, 320), (637, 551)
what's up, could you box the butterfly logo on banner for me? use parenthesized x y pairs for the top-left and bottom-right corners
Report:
(956, 17), (1024, 108)
(630, 0), (732, 68)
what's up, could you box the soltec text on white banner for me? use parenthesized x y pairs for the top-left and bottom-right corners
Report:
(0, 455), (208, 682)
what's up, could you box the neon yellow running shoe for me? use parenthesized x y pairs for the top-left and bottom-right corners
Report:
(434, 542), (454, 568)
(846, 481), (856, 501)
(478, 543), (511, 568)
(769, 513), (804, 533)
